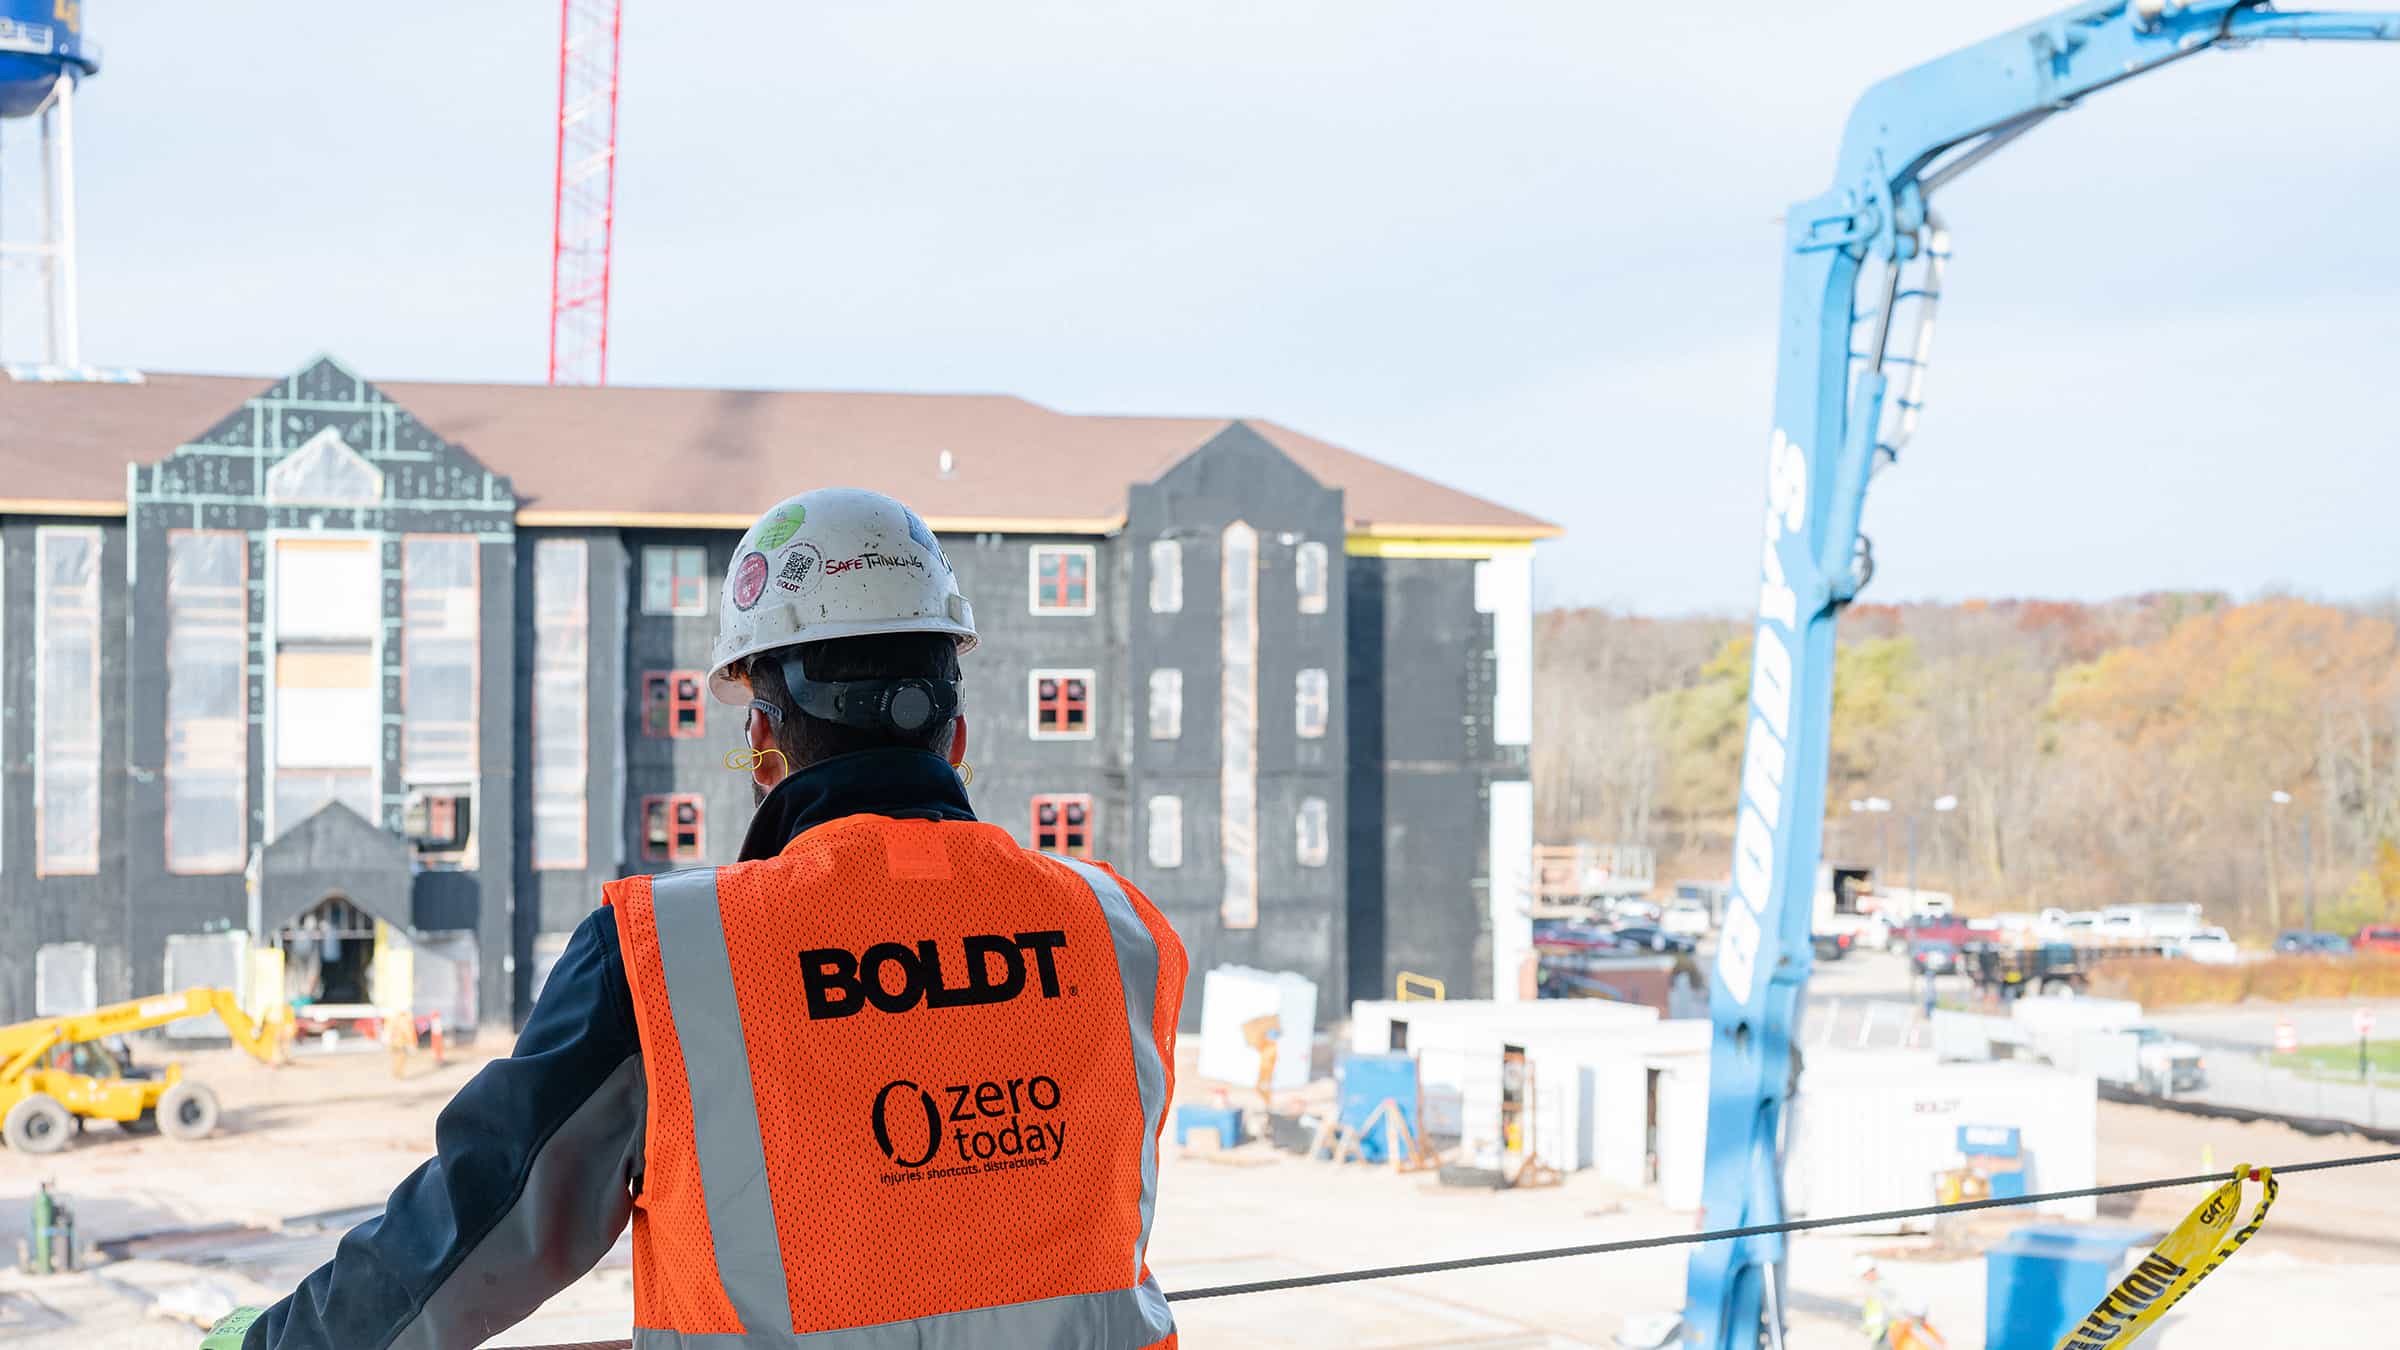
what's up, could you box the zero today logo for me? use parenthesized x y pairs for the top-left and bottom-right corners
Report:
(871, 1074), (1069, 1177)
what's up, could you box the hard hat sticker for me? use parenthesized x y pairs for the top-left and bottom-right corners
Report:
(732, 551), (769, 610)
(2052, 1165), (2275, 1350)
(774, 541), (824, 597)
(905, 509), (949, 571)
(756, 505), (806, 552)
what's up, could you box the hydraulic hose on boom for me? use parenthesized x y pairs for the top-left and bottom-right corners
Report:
(1679, 5), (2400, 1346)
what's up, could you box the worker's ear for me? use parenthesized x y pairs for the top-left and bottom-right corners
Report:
(748, 705), (787, 792)
(947, 715), (969, 769)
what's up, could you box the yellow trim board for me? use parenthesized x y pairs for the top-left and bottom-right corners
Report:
(0, 498), (125, 517)
(514, 508), (1129, 535)
(1348, 520), (1561, 541)
(1344, 536), (1539, 559)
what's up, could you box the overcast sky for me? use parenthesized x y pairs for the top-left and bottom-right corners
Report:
(19, 2), (2398, 612)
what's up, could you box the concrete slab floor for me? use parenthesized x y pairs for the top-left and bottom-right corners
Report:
(6, 1035), (2400, 1347)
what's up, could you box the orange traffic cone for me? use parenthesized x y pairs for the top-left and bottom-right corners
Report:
(429, 1014), (447, 1068)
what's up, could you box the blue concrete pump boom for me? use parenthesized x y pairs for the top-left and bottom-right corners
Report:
(1680, 4), (2400, 1346)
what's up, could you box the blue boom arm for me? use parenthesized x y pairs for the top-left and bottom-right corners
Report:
(1681, 5), (2400, 1347)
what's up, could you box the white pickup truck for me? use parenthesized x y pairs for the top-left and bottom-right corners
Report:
(2010, 996), (2207, 1095)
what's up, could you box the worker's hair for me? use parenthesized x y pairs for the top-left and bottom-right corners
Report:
(745, 631), (961, 767)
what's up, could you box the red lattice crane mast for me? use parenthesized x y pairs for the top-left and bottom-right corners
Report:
(547, 0), (624, 386)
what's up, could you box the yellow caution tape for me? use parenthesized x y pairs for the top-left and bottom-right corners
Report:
(2053, 1164), (2277, 1350)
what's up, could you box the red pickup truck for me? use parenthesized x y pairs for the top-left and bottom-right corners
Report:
(2357, 925), (2400, 955)
(1890, 914), (1988, 952)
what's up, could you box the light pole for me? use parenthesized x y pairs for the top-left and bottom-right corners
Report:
(2271, 790), (2315, 934)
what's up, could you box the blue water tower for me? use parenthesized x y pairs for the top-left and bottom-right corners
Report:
(0, 0), (100, 370)
(0, 0), (98, 117)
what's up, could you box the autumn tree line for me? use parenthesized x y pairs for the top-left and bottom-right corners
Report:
(1533, 595), (2400, 938)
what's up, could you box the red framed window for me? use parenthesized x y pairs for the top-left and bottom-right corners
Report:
(642, 794), (705, 863)
(643, 671), (706, 738)
(1031, 794), (1092, 859)
(1030, 670), (1093, 739)
(1030, 546), (1094, 615)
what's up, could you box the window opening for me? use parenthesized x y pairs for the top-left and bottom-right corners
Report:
(642, 545), (710, 616)
(1148, 795), (1183, 868)
(532, 539), (589, 869)
(1030, 670), (1094, 739)
(1295, 540), (1329, 614)
(1296, 667), (1331, 739)
(165, 532), (247, 873)
(1220, 521), (1259, 927)
(1029, 545), (1095, 615)
(644, 671), (707, 738)
(272, 537), (380, 839)
(1297, 796), (1330, 867)
(1032, 794), (1093, 859)
(643, 794), (705, 863)
(1149, 668), (1183, 740)
(1149, 539), (1183, 613)
(37, 527), (101, 875)
(402, 536), (478, 784)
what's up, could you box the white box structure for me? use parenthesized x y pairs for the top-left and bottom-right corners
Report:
(1785, 1050), (2099, 1229)
(1196, 965), (1318, 1093)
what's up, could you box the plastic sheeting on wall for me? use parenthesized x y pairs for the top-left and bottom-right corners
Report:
(409, 930), (480, 1033)
(36, 526), (102, 875)
(1473, 550), (1534, 747)
(1487, 780), (1535, 1001)
(162, 932), (249, 1039)
(531, 539), (590, 869)
(264, 428), (383, 507)
(166, 531), (249, 873)
(401, 535), (479, 785)
(1219, 522), (1259, 928)
(34, 942), (97, 1016)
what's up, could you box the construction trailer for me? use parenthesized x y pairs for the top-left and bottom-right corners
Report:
(1783, 1052), (2100, 1231)
(1348, 997), (1712, 1185)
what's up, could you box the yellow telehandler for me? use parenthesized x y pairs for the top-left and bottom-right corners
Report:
(1, 987), (290, 1154)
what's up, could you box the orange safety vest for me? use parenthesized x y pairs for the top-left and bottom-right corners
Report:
(606, 814), (1186, 1348)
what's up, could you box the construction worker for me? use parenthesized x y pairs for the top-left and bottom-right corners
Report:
(203, 488), (1187, 1350)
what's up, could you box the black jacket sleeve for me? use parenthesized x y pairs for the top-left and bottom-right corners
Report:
(247, 907), (647, 1350)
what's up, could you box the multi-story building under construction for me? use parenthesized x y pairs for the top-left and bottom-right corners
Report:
(0, 358), (1553, 1030)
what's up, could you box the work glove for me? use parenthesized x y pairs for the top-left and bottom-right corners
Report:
(199, 1306), (263, 1349)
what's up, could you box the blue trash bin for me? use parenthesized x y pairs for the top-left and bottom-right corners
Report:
(1986, 1224), (2161, 1350)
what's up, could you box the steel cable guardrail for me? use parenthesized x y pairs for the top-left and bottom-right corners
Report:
(509, 1149), (2400, 1349)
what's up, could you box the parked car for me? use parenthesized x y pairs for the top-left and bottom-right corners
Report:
(1909, 939), (1960, 975)
(2177, 927), (2241, 965)
(1532, 919), (1623, 953)
(1607, 896), (1664, 924)
(2357, 925), (2400, 956)
(1661, 901), (1713, 939)
(1611, 923), (1697, 955)
(1811, 930), (1855, 962)
(2274, 930), (2353, 956)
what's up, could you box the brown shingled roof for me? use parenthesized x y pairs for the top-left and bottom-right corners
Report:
(0, 372), (1557, 538)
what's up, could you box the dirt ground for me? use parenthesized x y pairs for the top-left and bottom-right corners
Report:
(5, 1035), (2399, 1348)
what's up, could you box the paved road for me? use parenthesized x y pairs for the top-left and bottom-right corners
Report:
(2144, 999), (2400, 1052)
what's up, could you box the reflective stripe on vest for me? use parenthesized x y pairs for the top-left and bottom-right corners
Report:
(629, 849), (1173, 1348)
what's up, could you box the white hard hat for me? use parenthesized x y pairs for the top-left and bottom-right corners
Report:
(707, 488), (977, 705)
